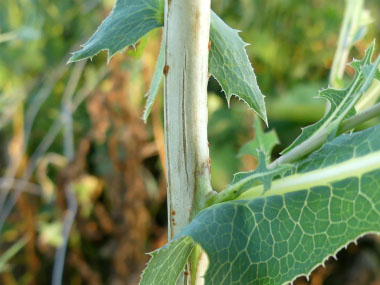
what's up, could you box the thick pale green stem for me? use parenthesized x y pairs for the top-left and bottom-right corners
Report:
(164, 0), (213, 283)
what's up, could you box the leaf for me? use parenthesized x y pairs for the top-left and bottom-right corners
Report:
(146, 123), (380, 284)
(231, 152), (290, 193)
(238, 115), (279, 158)
(282, 42), (380, 154)
(208, 152), (292, 205)
(68, 0), (164, 63)
(209, 11), (267, 123)
(142, 35), (165, 123)
(68, 0), (267, 123)
(140, 236), (194, 285)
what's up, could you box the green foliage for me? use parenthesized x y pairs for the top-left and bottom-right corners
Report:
(142, 35), (165, 122)
(140, 236), (194, 284)
(143, 123), (380, 284)
(207, 152), (291, 205)
(70, 0), (268, 122)
(238, 116), (279, 159)
(209, 12), (267, 123)
(68, 0), (164, 63)
(282, 42), (380, 154)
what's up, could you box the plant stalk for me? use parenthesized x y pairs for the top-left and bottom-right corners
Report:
(207, 101), (380, 206)
(329, 0), (364, 88)
(164, 0), (213, 283)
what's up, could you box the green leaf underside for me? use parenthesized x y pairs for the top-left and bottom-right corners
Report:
(238, 116), (279, 158)
(68, 0), (164, 63)
(145, 124), (380, 285)
(142, 35), (165, 122)
(140, 236), (194, 285)
(282, 42), (380, 155)
(68, 0), (267, 122)
(209, 12), (267, 123)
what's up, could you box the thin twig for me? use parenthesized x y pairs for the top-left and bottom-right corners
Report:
(52, 60), (85, 285)
(0, 63), (108, 232)
(329, 0), (364, 87)
(340, 102), (380, 132)
(0, 64), (67, 213)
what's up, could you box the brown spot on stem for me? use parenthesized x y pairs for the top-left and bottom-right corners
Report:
(171, 210), (176, 216)
(163, 65), (170, 75)
(208, 40), (212, 51)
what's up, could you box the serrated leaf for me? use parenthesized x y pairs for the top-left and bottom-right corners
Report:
(68, 0), (267, 123)
(142, 35), (165, 123)
(140, 236), (194, 285)
(238, 116), (279, 159)
(282, 41), (380, 155)
(209, 152), (292, 205)
(68, 0), (164, 63)
(209, 11), (267, 123)
(142, 11), (268, 122)
(146, 124), (380, 284)
(232, 152), (291, 192)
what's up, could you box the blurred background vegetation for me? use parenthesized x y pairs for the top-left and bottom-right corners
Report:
(0, 0), (380, 284)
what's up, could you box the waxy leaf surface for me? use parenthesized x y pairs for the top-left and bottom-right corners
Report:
(282, 42), (380, 154)
(68, 0), (164, 62)
(69, 0), (267, 122)
(143, 124), (380, 284)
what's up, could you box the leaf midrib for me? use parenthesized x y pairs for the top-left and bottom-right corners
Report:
(238, 149), (380, 200)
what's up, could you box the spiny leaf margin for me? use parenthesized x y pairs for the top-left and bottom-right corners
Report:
(282, 41), (380, 154)
(68, 0), (164, 63)
(144, 123), (380, 285)
(140, 236), (194, 285)
(209, 11), (267, 123)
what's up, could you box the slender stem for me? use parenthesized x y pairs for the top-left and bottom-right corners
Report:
(207, 102), (380, 207)
(0, 65), (107, 233)
(339, 102), (380, 132)
(51, 61), (84, 285)
(164, 0), (213, 283)
(356, 81), (380, 112)
(329, 0), (364, 88)
(270, 102), (380, 168)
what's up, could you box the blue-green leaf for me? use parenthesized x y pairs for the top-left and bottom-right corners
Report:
(145, 123), (380, 284)
(238, 116), (279, 159)
(282, 42), (380, 154)
(142, 35), (165, 122)
(69, 0), (267, 122)
(68, 0), (164, 63)
(209, 12), (267, 123)
(140, 236), (194, 285)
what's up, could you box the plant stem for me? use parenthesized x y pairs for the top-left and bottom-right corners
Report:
(207, 102), (380, 207)
(164, 0), (213, 283)
(339, 102), (380, 131)
(329, 0), (364, 88)
(269, 102), (380, 168)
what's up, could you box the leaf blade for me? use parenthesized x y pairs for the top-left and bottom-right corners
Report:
(209, 11), (267, 123)
(142, 35), (165, 122)
(140, 236), (195, 285)
(147, 124), (380, 284)
(282, 42), (380, 155)
(68, 0), (164, 63)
